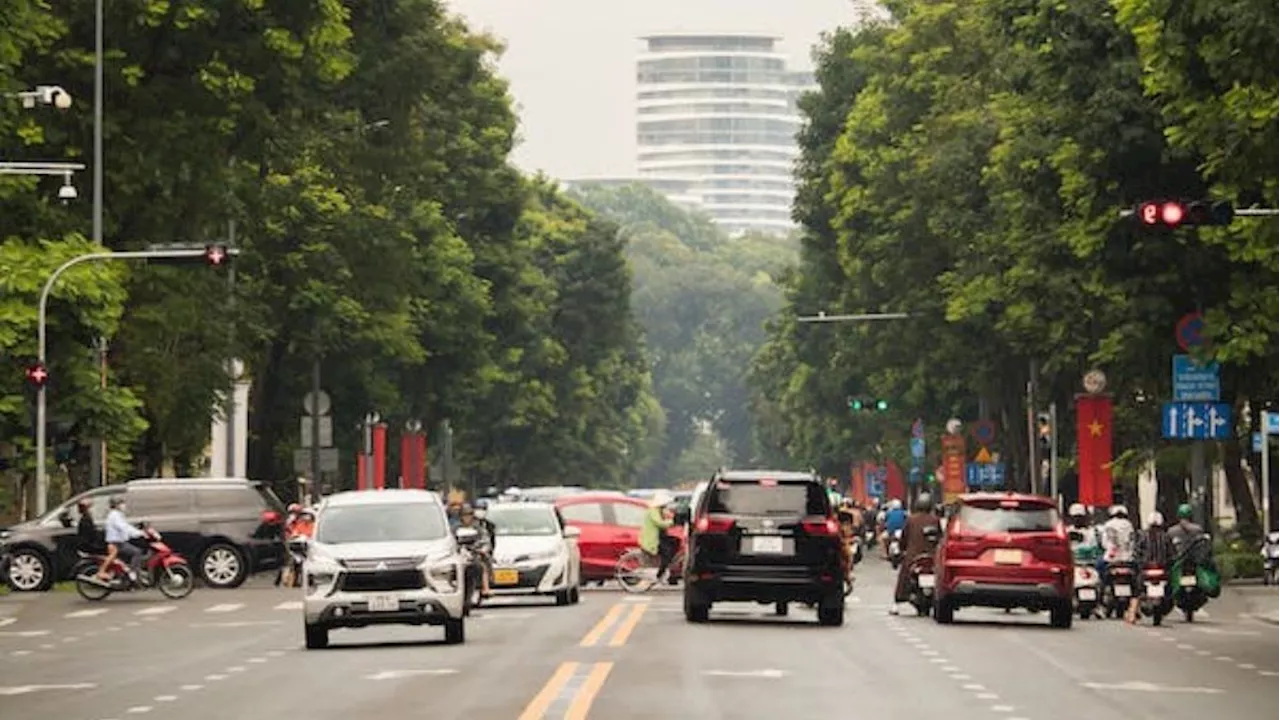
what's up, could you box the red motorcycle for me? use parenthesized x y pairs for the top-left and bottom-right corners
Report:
(74, 526), (195, 601)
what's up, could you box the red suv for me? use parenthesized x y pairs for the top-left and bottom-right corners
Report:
(934, 492), (1073, 628)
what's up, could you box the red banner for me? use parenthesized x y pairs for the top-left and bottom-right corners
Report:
(885, 460), (905, 501)
(941, 434), (966, 501)
(849, 462), (867, 505)
(1076, 395), (1114, 507)
(372, 423), (387, 490)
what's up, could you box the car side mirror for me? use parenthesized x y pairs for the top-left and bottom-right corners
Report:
(563, 526), (581, 539)
(286, 537), (310, 556)
(455, 527), (479, 545)
(57, 510), (73, 528)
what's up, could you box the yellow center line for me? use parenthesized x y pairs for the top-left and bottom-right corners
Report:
(607, 602), (649, 647)
(517, 661), (579, 720)
(564, 662), (614, 720)
(579, 603), (626, 647)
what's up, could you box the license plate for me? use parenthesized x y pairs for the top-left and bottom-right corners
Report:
(1180, 575), (1197, 587)
(368, 594), (399, 612)
(917, 574), (935, 589)
(1146, 582), (1165, 598)
(1077, 588), (1097, 601)
(750, 536), (785, 554)
(889, 541), (901, 555)
(1114, 585), (1132, 598)
(493, 568), (519, 585)
(993, 549), (1022, 565)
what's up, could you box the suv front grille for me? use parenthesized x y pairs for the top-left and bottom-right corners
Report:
(339, 569), (426, 592)
(338, 557), (424, 572)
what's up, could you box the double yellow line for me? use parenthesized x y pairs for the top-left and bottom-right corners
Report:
(517, 601), (649, 719)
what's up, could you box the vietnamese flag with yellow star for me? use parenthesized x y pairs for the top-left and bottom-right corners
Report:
(1076, 395), (1114, 507)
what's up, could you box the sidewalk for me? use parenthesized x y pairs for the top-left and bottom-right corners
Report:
(1223, 582), (1280, 624)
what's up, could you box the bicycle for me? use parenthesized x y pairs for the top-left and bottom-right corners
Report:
(614, 546), (686, 594)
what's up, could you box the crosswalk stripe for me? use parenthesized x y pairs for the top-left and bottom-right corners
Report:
(64, 609), (109, 619)
(204, 603), (245, 613)
(273, 601), (302, 611)
(134, 606), (177, 616)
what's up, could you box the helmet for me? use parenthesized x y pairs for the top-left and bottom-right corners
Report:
(1068, 503), (1086, 517)
(1146, 511), (1164, 528)
(287, 503), (302, 514)
(649, 491), (674, 508)
(109, 496), (125, 508)
(1108, 504), (1128, 518)
(888, 498), (902, 510)
(914, 493), (933, 513)
(1176, 503), (1193, 520)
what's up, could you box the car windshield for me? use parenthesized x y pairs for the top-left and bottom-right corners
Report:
(705, 481), (827, 516)
(314, 503), (446, 544)
(487, 506), (559, 536)
(958, 503), (1059, 533)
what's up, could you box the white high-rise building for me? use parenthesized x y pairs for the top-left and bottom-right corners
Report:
(635, 34), (814, 236)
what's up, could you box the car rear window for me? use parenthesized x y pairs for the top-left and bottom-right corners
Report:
(958, 501), (1059, 533)
(705, 480), (827, 516)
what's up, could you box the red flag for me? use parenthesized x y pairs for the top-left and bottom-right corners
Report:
(885, 460), (906, 501)
(372, 423), (387, 490)
(1076, 395), (1114, 507)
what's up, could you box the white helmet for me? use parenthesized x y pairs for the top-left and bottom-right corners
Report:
(888, 498), (902, 510)
(1146, 511), (1163, 528)
(1068, 503), (1086, 517)
(1108, 504), (1128, 518)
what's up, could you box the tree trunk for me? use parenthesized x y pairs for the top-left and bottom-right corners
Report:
(1221, 439), (1261, 542)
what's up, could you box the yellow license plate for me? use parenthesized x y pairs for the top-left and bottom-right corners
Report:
(493, 569), (519, 585)
(993, 549), (1023, 565)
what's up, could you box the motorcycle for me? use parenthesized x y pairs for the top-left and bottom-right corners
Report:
(1262, 532), (1279, 586)
(1138, 564), (1173, 626)
(1073, 563), (1101, 619)
(1101, 563), (1136, 619)
(907, 525), (941, 616)
(1172, 535), (1217, 622)
(73, 526), (195, 601)
(888, 529), (905, 570)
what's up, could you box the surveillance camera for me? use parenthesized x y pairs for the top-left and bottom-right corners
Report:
(58, 183), (78, 201)
(38, 85), (72, 110)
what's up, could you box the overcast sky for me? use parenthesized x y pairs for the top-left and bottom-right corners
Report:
(444, 0), (857, 179)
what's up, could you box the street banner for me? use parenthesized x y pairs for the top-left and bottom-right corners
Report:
(941, 434), (966, 502)
(1076, 394), (1114, 507)
(885, 460), (906, 501)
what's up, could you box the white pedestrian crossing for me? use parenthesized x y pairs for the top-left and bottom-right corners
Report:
(272, 601), (303, 611)
(64, 609), (109, 619)
(134, 606), (177, 616)
(203, 603), (245, 614)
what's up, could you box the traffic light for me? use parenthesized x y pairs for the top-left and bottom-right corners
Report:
(25, 364), (48, 389)
(846, 397), (888, 412)
(876, 399), (889, 411)
(847, 397), (863, 411)
(1135, 200), (1234, 229)
(204, 244), (230, 266)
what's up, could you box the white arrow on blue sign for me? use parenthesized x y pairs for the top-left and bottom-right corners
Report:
(1162, 402), (1232, 440)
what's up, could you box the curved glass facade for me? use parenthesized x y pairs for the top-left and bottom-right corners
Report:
(635, 35), (813, 236)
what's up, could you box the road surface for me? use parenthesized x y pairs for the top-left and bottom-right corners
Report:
(0, 560), (1275, 719)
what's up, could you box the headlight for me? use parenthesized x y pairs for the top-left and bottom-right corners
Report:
(426, 562), (459, 592)
(528, 549), (561, 562)
(303, 553), (341, 594)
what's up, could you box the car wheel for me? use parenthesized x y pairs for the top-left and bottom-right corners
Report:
(568, 585), (581, 604)
(817, 603), (844, 626)
(199, 543), (247, 589)
(933, 596), (955, 624)
(304, 624), (329, 650)
(1050, 600), (1073, 629)
(554, 588), (571, 606)
(774, 602), (788, 616)
(443, 617), (465, 644)
(5, 548), (53, 592)
(683, 587), (710, 623)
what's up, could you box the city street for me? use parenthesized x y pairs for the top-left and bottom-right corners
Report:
(0, 560), (1275, 720)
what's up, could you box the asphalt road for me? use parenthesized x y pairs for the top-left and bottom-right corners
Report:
(0, 561), (1275, 720)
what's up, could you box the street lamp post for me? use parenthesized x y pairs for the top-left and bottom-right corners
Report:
(94, 0), (104, 255)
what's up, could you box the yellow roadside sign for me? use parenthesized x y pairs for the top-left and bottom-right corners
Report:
(974, 446), (993, 464)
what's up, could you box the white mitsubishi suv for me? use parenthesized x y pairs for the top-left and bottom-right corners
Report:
(292, 489), (473, 649)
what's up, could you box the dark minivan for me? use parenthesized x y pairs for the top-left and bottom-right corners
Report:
(0, 478), (286, 591)
(683, 469), (845, 626)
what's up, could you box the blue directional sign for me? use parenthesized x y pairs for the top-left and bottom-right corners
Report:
(910, 437), (926, 459)
(965, 462), (1006, 489)
(1172, 355), (1221, 402)
(1161, 402), (1232, 440)
(1265, 411), (1280, 436)
(867, 466), (888, 497)
(1253, 432), (1264, 453)
(908, 467), (922, 485)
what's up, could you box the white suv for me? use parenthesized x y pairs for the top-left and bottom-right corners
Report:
(293, 489), (472, 649)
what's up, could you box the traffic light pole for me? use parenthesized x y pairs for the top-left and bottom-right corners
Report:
(34, 247), (239, 516)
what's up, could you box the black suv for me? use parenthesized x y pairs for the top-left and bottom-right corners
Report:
(683, 469), (844, 626)
(0, 478), (286, 591)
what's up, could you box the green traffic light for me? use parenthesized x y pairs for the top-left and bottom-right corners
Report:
(850, 399), (863, 411)
(876, 400), (888, 411)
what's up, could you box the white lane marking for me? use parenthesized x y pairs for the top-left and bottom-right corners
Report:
(273, 601), (303, 611)
(1195, 650), (1211, 656)
(992, 706), (1015, 713)
(9, 651), (33, 657)
(106, 626), (121, 632)
(921, 650), (939, 656)
(154, 695), (177, 702)
(364, 669), (460, 680)
(702, 669), (788, 679)
(1160, 636), (1176, 642)
(64, 609), (108, 619)
(189, 621), (281, 628)
(180, 684), (203, 691)
(1237, 663), (1257, 670)
(475, 611), (539, 620)
(0, 618), (15, 628)
(204, 603), (244, 613)
(0, 683), (97, 695)
(226, 666), (246, 673)
(126, 621), (141, 627)
(950, 674), (971, 680)
(0, 630), (51, 637)
(1260, 671), (1278, 677)
(976, 693), (999, 700)
(264, 650), (284, 657)
(126, 706), (152, 714)
(1194, 627), (1258, 637)
(1081, 681), (1224, 694)
(204, 674), (226, 681)
(1214, 656), (1233, 662)
(929, 658), (948, 664)
(39, 644), (54, 649)
(247, 658), (267, 664)
(134, 606), (176, 616)
(64, 636), (80, 642)
(1176, 644), (1194, 650)
(962, 684), (986, 691)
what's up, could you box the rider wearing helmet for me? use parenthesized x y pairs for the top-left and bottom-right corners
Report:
(891, 492), (941, 615)
(1067, 503), (1101, 563)
(882, 498), (907, 555)
(1166, 503), (1205, 552)
(1100, 504), (1137, 587)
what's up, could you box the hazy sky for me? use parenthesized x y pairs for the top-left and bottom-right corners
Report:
(444, 0), (858, 179)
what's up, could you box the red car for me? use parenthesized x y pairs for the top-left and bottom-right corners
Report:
(555, 493), (686, 584)
(934, 492), (1074, 628)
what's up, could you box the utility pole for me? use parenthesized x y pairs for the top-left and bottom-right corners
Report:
(1026, 359), (1039, 495)
(1049, 401), (1060, 502)
(224, 220), (237, 476)
(88, 336), (108, 486)
(309, 357), (321, 494)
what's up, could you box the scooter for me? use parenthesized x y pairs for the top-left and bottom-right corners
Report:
(73, 526), (195, 601)
(1139, 564), (1173, 626)
(1073, 563), (1101, 619)
(907, 525), (942, 616)
(1172, 536), (1216, 622)
(1101, 564), (1136, 619)
(888, 529), (905, 570)
(1262, 532), (1279, 586)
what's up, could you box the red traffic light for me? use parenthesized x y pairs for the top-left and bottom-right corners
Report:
(26, 364), (49, 387)
(1135, 199), (1234, 228)
(1138, 201), (1185, 227)
(204, 244), (228, 266)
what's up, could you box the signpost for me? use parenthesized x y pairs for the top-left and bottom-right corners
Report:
(867, 466), (887, 498)
(1161, 402), (1232, 441)
(1172, 355), (1221, 402)
(297, 390), (335, 500)
(941, 428), (966, 503)
(965, 462), (1006, 489)
(971, 419), (996, 447)
(1260, 411), (1279, 534)
(1175, 312), (1205, 351)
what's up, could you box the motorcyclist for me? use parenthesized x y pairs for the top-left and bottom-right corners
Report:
(883, 498), (907, 556)
(1166, 503), (1205, 550)
(640, 491), (678, 582)
(1100, 504), (1137, 591)
(891, 492), (941, 615)
(457, 504), (492, 598)
(76, 499), (104, 555)
(97, 496), (145, 584)
(1066, 503), (1102, 564)
(1126, 511), (1175, 623)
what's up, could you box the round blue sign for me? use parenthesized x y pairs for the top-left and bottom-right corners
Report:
(972, 419), (996, 445)
(1176, 312), (1204, 351)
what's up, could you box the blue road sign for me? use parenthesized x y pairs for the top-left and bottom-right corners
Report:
(972, 420), (996, 446)
(908, 467), (922, 485)
(1253, 432), (1264, 453)
(1172, 355), (1221, 402)
(965, 463), (1005, 489)
(1265, 411), (1280, 436)
(1161, 402), (1232, 440)
(868, 477), (885, 497)
(910, 437), (926, 459)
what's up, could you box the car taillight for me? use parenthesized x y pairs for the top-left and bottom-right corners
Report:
(800, 517), (839, 536)
(695, 514), (735, 534)
(261, 510), (282, 525)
